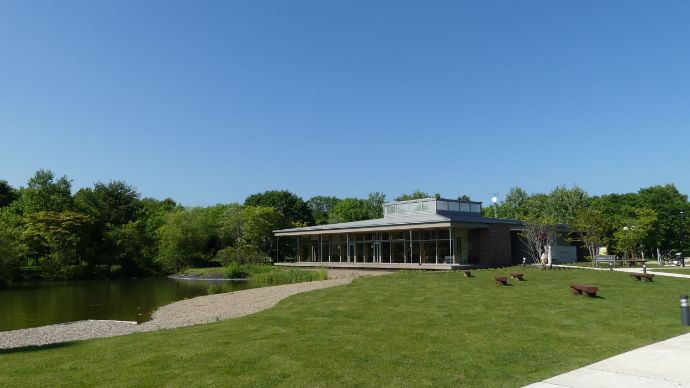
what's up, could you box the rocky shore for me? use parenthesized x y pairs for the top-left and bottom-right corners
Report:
(0, 269), (388, 350)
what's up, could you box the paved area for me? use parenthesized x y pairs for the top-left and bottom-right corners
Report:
(525, 332), (690, 387)
(531, 265), (690, 387)
(554, 264), (690, 279)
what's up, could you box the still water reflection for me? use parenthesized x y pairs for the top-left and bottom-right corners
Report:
(0, 277), (252, 331)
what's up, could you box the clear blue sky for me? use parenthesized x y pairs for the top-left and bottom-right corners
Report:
(1, 0), (689, 206)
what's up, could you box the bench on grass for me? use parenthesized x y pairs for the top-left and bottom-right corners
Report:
(495, 276), (508, 285)
(570, 283), (598, 297)
(464, 270), (472, 277)
(629, 273), (654, 282)
(510, 272), (524, 281)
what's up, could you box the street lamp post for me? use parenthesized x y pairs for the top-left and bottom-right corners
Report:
(680, 210), (686, 267)
(491, 195), (498, 218)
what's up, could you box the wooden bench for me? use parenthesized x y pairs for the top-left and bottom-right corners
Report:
(464, 270), (472, 277)
(510, 272), (524, 281)
(495, 276), (508, 285)
(570, 283), (598, 297)
(629, 273), (654, 282)
(594, 255), (617, 267)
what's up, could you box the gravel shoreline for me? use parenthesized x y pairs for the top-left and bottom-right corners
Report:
(0, 269), (389, 350)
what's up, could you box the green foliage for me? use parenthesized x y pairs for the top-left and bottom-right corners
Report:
(0, 208), (27, 284)
(22, 211), (93, 279)
(0, 180), (18, 208)
(206, 284), (221, 295)
(307, 196), (341, 225)
(457, 194), (471, 202)
(570, 208), (609, 260)
(20, 169), (73, 213)
(366, 192), (386, 219)
(499, 186), (529, 219)
(613, 208), (657, 259)
(225, 263), (260, 279)
(496, 185), (588, 224)
(328, 192), (385, 223)
(636, 184), (688, 251)
(546, 185), (589, 224)
(395, 190), (431, 201)
(249, 268), (328, 284)
(329, 198), (371, 223)
(244, 190), (313, 226)
(156, 208), (215, 272)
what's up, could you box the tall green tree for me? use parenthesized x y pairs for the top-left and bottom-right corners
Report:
(307, 196), (341, 225)
(74, 181), (144, 274)
(244, 190), (313, 226)
(20, 170), (73, 213)
(22, 211), (93, 278)
(546, 185), (590, 224)
(0, 208), (27, 285)
(0, 180), (18, 208)
(613, 208), (657, 260)
(238, 206), (284, 255)
(498, 186), (529, 220)
(570, 208), (609, 260)
(636, 184), (688, 251)
(329, 198), (372, 223)
(365, 192), (386, 219)
(156, 208), (214, 272)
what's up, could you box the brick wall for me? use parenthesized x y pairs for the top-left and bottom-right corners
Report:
(477, 224), (512, 267)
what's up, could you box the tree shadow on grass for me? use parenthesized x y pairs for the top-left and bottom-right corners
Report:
(0, 341), (73, 354)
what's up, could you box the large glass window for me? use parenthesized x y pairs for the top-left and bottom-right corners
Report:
(470, 204), (481, 213)
(410, 202), (422, 212)
(437, 201), (449, 211)
(449, 201), (459, 211)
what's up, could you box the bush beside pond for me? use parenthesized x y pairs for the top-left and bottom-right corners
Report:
(225, 264), (327, 284)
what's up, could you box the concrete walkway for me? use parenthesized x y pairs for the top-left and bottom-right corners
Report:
(525, 332), (690, 387)
(529, 265), (690, 387)
(553, 264), (690, 279)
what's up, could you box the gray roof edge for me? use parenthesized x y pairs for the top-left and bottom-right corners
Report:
(273, 215), (525, 234)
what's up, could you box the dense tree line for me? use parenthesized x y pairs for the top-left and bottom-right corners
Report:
(2, 170), (689, 284)
(492, 184), (690, 260)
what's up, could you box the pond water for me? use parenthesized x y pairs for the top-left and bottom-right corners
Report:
(0, 277), (253, 332)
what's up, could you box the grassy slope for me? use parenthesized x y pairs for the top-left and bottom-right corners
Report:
(1, 268), (689, 387)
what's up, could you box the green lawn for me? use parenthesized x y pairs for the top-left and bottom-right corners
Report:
(1, 267), (689, 387)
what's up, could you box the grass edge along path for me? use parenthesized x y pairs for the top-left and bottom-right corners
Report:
(1, 267), (689, 387)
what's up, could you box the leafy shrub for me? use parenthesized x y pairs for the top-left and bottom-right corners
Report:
(207, 284), (221, 295)
(216, 247), (269, 266)
(250, 268), (327, 284)
(225, 263), (250, 279)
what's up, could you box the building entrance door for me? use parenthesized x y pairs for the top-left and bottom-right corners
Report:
(373, 242), (381, 263)
(348, 243), (356, 262)
(311, 244), (318, 262)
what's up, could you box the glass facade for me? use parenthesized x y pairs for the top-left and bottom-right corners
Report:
(296, 227), (473, 265)
(383, 198), (480, 217)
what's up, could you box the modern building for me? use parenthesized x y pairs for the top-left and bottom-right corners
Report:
(273, 197), (562, 270)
